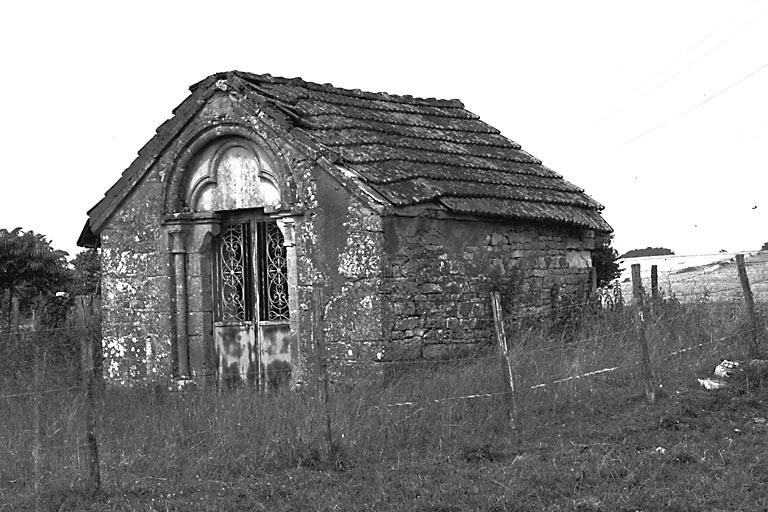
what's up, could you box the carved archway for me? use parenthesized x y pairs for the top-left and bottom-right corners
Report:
(164, 123), (295, 214)
(162, 125), (300, 389)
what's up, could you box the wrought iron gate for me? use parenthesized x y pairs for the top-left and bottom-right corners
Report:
(212, 218), (291, 388)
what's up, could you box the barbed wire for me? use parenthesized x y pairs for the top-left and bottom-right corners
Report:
(0, 324), (80, 337)
(0, 385), (80, 400)
(342, 354), (498, 366)
(505, 272), (768, 319)
(619, 249), (762, 260)
(386, 325), (752, 407)
(662, 278), (768, 299)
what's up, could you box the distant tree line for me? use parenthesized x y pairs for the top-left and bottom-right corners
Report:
(619, 247), (675, 259)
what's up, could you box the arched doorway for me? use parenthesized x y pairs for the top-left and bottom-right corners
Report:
(212, 214), (291, 388)
(169, 134), (298, 389)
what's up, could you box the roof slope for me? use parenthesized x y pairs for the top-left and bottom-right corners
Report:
(81, 71), (611, 244)
(231, 71), (610, 232)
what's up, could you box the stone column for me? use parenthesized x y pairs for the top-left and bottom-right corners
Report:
(277, 217), (302, 386)
(169, 229), (190, 377)
(190, 222), (220, 383)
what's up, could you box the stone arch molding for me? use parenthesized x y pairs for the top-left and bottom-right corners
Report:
(165, 124), (295, 214)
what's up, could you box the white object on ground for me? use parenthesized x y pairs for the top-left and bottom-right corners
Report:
(697, 378), (728, 390)
(714, 360), (739, 379)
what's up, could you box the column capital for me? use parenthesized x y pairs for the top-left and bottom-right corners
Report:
(276, 218), (296, 247)
(169, 229), (188, 254)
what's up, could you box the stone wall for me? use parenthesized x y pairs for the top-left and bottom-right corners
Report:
(100, 167), (171, 384)
(294, 163), (386, 383)
(380, 216), (594, 361)
(97, 90), (389, 386)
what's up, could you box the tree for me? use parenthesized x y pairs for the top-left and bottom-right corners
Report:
(0, 228), (70, 328)
(69, 248), (101, 297)
(592, 235), (621, 288)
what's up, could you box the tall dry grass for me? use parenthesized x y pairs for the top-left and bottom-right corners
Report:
(0, 295), (760, 504)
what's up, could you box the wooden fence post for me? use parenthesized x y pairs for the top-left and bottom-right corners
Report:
(311, 286), (334, 460)
(31, 312), (44, 512)
(491, 291), (518, 439)
(735, 254), (761, 359)
(631, 264), (656, 404)
(75, 295), (101, 495)
(631, 264), (643, 304)
(651, 265), (659, 303)
(2, 288), (9, 332)
(90, 296), (104, 393)
(11, 296), (20, 347)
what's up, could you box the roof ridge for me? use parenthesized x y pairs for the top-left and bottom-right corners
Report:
(240, 78), (477, 120)
(295, 96), (478, 120)
(232, 71), (465, 109)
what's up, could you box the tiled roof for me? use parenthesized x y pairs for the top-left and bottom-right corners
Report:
(231, 71), (611, 232)
(82, 71), (611, 243)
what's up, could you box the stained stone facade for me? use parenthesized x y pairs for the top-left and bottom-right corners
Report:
(78, 71), (610, 386)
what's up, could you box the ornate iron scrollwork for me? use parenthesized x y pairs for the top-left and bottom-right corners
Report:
(262, 221), (290, 321)
(216, 224), (250, 322)
(214, 220), (288, 323)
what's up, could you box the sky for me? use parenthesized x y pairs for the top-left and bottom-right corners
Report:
(1, 0), (767, 259)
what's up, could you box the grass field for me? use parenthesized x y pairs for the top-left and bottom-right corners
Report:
(2, 296), (767, 511)
(6, 381), (767, 511)
(618, 250), (768, 303)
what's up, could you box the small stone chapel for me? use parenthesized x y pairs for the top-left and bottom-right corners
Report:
(77, 71), (611, 386)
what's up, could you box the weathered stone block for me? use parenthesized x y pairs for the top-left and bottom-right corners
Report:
(420, 283), (443, 294)
(395, 316), (420, 330)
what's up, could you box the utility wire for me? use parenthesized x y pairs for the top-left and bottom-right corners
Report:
(637, 7), (768, 100)
(621, 60), (768, 146)
(595, 0), (764, 126)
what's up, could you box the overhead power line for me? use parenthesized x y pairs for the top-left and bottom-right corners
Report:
(620, 60), (768, 146)
(595, 1), (767, 127)
(636, 7), (768, 100)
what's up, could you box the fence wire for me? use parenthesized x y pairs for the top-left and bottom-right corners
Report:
(2, 255), (768, 507)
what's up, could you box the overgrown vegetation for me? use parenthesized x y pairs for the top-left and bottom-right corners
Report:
(0, 234), (103, 406)
(591, 235), (621, 287)
(2, 296), (766, 511)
